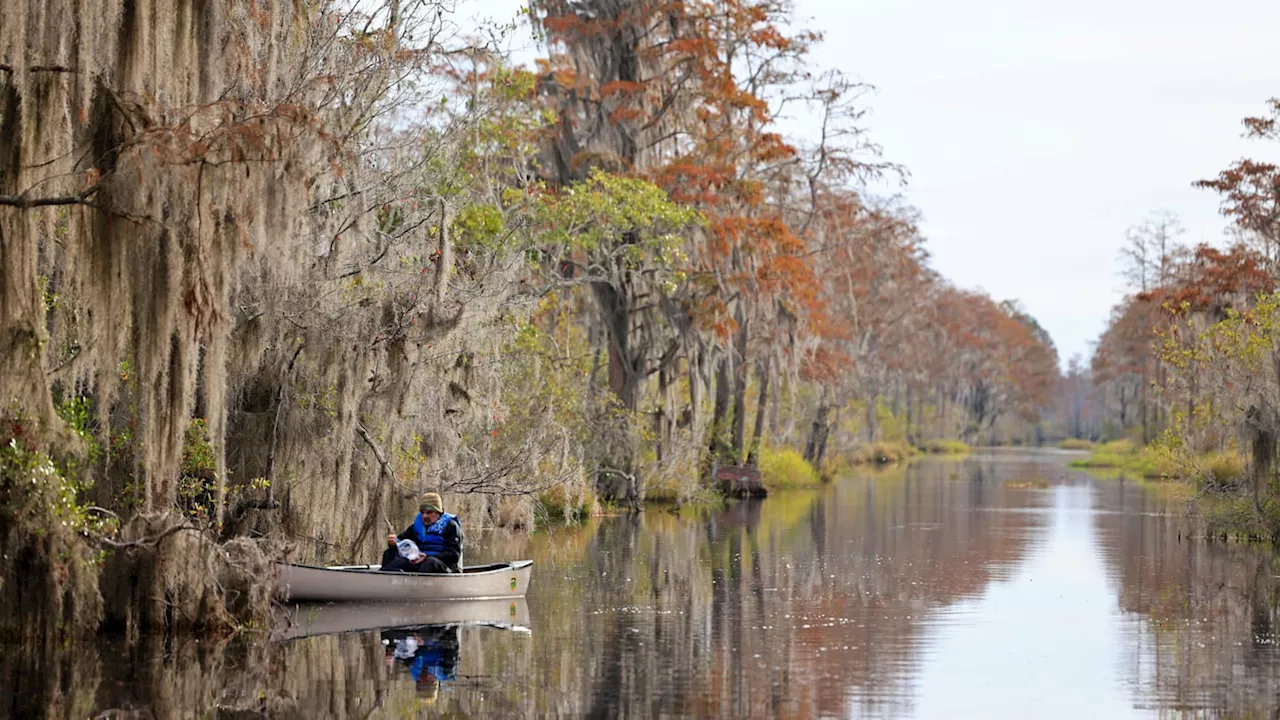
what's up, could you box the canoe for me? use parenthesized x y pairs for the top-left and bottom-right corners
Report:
(274, 560), (533, 602)
(279, 597), (530, 640)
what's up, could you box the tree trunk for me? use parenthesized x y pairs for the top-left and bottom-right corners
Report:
(815, 406), (837, 468)
(592, 280), (641, 411)
(729, 310), (749, 462)
(655, 363), (670, 462)
(1140, 363), (1150, 445)
(905, 384), (915, 445)
(709, 353), (733, 467)
(804, 388), (829, 463)
(1187, 359), (1197, 446)
(688, 342), (703, 433)
(865, 392), (878, 443)
(589, 281), (642, 500)
(768, 363), (780, 437)
(746, 357), (770, 467)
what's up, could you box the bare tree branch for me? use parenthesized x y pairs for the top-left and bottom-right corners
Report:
(0, 187), (98, 208)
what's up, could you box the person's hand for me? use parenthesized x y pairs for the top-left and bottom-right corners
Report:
(387, 534), (397, 546)
(410, 554), (426, 564)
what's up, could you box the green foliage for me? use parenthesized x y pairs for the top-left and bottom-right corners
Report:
(224, 476), (271, 514)
(52, 394), (102, 485)
(874, 400), (909, 444)
(1058, 438), (1094, 451)
(758, 446), (821, 489)
(526, 169), (701, 285)
(39, 274), (58, 311)
(0, 436), (111, 537)
(55, 395), (99, 458)
(452, 203), (507, 252)
(501, 299), (593, 442)
(178, 419), (217, 520)
(181, 419), (215, 478)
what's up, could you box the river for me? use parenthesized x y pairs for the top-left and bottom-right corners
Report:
(5, 449), (1280, 718)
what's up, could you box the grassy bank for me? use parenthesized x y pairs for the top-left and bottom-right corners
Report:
(1069, 439), (1246, 484)
(920, 439), (971, 455)
(846, 438), (969, 466)
(760, 438), (972, 491)
(1068, 439), (1280, 540)
(1067, 439), (1178, 478)
(541, 437), (974, 507)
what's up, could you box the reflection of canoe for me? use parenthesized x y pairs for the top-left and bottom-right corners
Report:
(280, 598), (530, 640)
(274, 561), (533, 602)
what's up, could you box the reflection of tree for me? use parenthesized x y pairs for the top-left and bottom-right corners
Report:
(1093, 478), (1280, 717)
(470, 456), (1045, 718)
(1, 619), (549, 717)
(0, 640), (99, 719)
(31, 456), (1280, 717)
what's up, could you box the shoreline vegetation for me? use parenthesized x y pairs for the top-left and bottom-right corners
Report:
(536, 435), (975, 517)
(1063, 438), (1274, 541)
(3, 1), (1064, 643)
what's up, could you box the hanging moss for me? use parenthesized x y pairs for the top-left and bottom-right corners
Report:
(1, 0), (587, 642)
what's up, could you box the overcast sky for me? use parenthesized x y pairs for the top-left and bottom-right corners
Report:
(463, 0), (1280, 364)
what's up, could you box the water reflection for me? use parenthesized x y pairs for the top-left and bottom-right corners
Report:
(468, 452), (1280, 719)
(1, 602), (533, 718)
(8, 450), (1280, 718)
(383, 624), (460, 703)
(282, 598), (530, 639)
(911, 482), (1136, 718)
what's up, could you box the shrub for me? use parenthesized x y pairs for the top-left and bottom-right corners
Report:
(1069, 439), (1138, 470)
(871, 441), (913, 464)
(922, 439), (970, 455)
(849, 441), (914, 465)
(759, 446), (821, 489)
(818, 453), (852, 480)
(1100, 439), (1136, 455)
(1198, 451), (1247, 489)
(1058, 438), (1093, 451)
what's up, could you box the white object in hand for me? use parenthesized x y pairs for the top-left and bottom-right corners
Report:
(396, 538), (423, 562)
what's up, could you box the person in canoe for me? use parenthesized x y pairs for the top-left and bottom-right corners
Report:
(380, 492), (463, 573)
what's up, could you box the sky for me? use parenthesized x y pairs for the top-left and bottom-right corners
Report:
(461, 0), (1280, 365)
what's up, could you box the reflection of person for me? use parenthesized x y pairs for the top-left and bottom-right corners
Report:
(380, 492), (463, 573)
(383, 624), (460, 702)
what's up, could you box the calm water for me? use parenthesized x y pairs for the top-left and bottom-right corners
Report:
(7, 450), (1280, 718)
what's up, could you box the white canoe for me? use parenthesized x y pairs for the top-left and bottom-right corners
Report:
(279, 597), (530, 640)
(274, 560), (533, 602)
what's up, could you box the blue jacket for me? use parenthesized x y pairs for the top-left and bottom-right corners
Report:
(398, 512), (463, 570)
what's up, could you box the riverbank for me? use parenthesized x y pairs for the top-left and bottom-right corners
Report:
(1066, 439), (1245, 483)
(532, 439), (974, 516)
(756, 440), (970, 492)
(1063, 439), (1280, 541)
